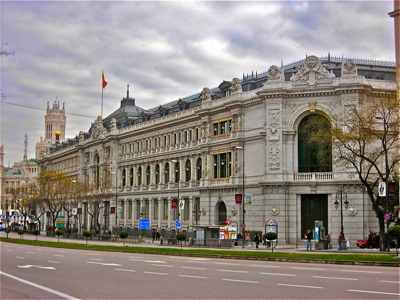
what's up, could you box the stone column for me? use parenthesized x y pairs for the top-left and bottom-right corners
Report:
(169, 160), (175, 184)
(150, 163), (156, 186)
(189, 196), (193, 226)
(149, 199), (153, 225)
(167, 198), (172, 229)
(180, 157), (185, 183)
(132, 199), (136, 227)
(160, 161), (165, 185)
(124, 199), (128, 226)
(190, 157), (196, 183)
(157, 199), (162, 228)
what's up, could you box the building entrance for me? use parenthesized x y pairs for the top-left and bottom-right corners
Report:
(301, 194), (328, 237)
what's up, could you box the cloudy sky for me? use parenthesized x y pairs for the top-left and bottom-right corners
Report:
(0, 0), (395, 165)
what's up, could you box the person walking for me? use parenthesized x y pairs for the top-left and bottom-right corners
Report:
(306, 229), (312, 251)
(254, 233), (260, 249)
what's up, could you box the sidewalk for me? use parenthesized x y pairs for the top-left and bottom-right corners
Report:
(1, 232), (395, 254)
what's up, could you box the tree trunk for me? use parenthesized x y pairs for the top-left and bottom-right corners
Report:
(378, 216), (386, 251)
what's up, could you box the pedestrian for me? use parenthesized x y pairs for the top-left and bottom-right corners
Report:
(151, 228), (156, 243)
(338, 232), (345, 250)
(254, 233), (260, 249)
(306, 229), (312, 251)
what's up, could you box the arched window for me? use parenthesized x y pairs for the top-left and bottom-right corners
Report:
(164, 163), (170, 183)
(174, 161), (180, 183)
(216, 201), (227, 225)
(130, 167), (134, 186)
(196, 158), (202, 180)
(122, 168), (126, 187)
(146, 166), (151, 185)
(185, 159), (191, 182)
(298, 114), (332, 172)
(155, 164), (160, 184)
(137, 166), (142, 186)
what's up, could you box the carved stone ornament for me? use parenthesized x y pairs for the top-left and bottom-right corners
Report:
(271, 207), (280, 216)
(341, 60), (358, 78)
(199, 87), (211, 102)
(266, 65), (282, 81)
(230, 78), (242, 94)
(91, 116), (105, 139)
(290, 55), (335, 84)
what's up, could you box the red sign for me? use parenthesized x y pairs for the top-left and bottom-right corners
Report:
(110, 207), (116, 214)
(171, 199), (177, 209)
(235, 193), (242, 204)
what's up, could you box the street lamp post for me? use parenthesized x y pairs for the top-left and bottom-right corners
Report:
(334, 185), (349, 249)
(235, 144), (245, 248)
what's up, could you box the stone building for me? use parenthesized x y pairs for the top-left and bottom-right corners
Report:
(35, 100), (66, 160)
(39, 56), (396, 244)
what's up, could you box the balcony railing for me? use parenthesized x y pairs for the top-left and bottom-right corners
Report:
(293, 172), (334, 182)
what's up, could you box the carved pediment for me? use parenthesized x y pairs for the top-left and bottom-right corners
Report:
(290, 55), (335, 85)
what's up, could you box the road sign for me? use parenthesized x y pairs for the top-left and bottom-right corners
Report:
(139, 218), (151, 230)
(72, 208), (78, 216)
(379, 182), (386, 197)
(179, 200), (185, 210)
(171, 199), (177, 209)
(175, 219), (182, 230)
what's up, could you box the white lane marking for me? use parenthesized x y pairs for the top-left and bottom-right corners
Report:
(0, 271), (80, 300)
(129, 256), (145, 259)
(89, 258), (103, 261)
(115, 268), (136, 273)
(47, 260), (60, 264)
(179, 274), (208, 279)
(87, 261), (121, 267)
(249, 264), (280, 269)
(217, 269), (249, 274)
(144, 271), (168, 276)
(17, 265), (56, 270)
(25, 251), (36, 255)
(215, 262), (240, 266)
(347, 289), (400, 296)
(340, 269), (382, 274)
(291, 267), (325, 271)
(380, 280), (400, 284)
(180, 266), (207, 271)
(313, 275), (358, 281)
(278, 283), (323, 289)
(53, 254), (64, 257)
(16, 256), (24, 259)
(260, 272), (296, 277)
(143, 260), (166, 264)
(222, 278), (259, 284)
(151, 264), (173, 268)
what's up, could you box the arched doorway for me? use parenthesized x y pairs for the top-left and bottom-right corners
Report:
(298, 114), (332, 172)
(215, 201), (227, 225)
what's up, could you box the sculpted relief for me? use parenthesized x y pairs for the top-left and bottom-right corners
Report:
(290, 55), (335, 85)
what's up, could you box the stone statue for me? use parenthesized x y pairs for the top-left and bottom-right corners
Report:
(290, 55), (335, 84)
(266, 65), (282, 81)
(230, 78), (242, 94)
(341, 60), (358, 78)
(200, 87), (211, 102)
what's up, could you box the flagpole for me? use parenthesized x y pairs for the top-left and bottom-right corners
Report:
(101, 86), (104, 118)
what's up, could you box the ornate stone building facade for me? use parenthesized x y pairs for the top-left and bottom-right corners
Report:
(40, 56), (396, 244)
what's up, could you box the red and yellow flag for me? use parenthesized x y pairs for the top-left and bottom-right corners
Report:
(101, 71), (108, 89)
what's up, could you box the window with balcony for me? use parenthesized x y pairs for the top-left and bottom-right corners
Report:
(213, 119), (232, 136)
(155, 164), (160, 184)
(164, 163), (170, 183)
(137, 166), (142, 186)
(185, 159), (191, 181)
(146, 166), (151, 185)
(298, 114), (332, 172)
(174, 161), (180, 183)
(213, 152), (232, 178)
(196, 158), (202, 180)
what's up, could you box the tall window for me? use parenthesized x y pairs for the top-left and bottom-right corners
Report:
(185, 159), (191, 181)
(213, 119), (232, 136)
(163, 199), (168, 220)
(137, 166), (142, 186)
(196, 158), (202, 180)
(146, 166), (151, 185)
(122, 168), (126, 187)
(213, 152), (232, 178)
(298, 114), (332, 172)
(128, 200), (132, 219)
(164, 163), (170, 183)
(174, 161), (180, 183)
(94, 153), (100, 189)
(130, 168), (134, 186)
(155, 164), (160, 184)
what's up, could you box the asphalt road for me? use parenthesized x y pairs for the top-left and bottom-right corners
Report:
(1, 242), (399, 300)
